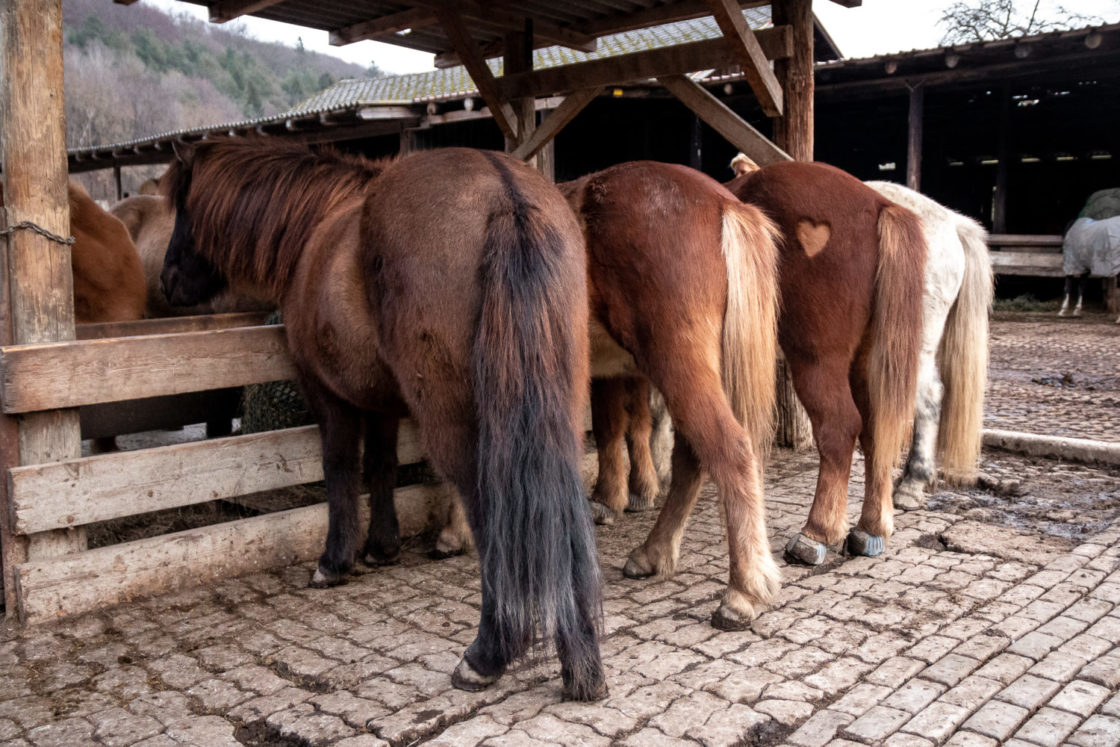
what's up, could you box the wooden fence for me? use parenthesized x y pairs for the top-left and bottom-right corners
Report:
(0, 313), (457, 623)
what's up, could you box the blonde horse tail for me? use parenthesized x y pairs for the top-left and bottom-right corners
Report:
(936, 216), (993, 484)
(719, 201), (781, 459)
(870, 205), (928, 478)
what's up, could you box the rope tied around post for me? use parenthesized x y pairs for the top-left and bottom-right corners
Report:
(0, 221), (76, 246)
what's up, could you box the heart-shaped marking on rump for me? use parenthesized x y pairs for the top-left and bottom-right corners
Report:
(796, 219), (830, 258)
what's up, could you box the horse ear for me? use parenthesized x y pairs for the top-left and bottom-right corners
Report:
(171, 141), (196, 169)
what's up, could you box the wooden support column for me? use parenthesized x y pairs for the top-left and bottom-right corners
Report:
(770, 0), (814, 450)
(993, 82), (1011, 234)
(771, 0), (813, 161)
(503, 26), (554, 179)
(113, 164), (123, 201)
(399, 127), (419, 155)
(1, 0), (86, 620)
(906, 82), (924, 191)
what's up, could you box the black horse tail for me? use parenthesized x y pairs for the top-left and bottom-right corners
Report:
(471, 154), (603, 698)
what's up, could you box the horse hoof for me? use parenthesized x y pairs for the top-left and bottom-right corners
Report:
(846, 529), (885, 557)
(450, 658), (499, 692)
(711, 604), (752, 632)
(893, 481), (926, 512)
(309, 566), (348, 588)
(625, 492), (656, 512)
(361, 549), (400, 567)
(562, 675), (609, 702)
(784, 534), (828, 566)
(590, 501), (618, 526)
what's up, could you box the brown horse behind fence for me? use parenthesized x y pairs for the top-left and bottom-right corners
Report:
(111, 193), (270, 317)
(159, 139), (605, 700)
(727, 161), (928, 564)
(1, 181), (146, 323)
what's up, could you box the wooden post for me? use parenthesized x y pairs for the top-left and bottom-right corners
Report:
(906, 82), (924, 191)
(113, 164), (123, 201)
(993, 82), (1011, 234)
(399, 127), (419, 156)
(1, 0), (86, 620)
(504, 25), (546, 176)
(770, 0), (814, 450)
(771, 0), (813, 161)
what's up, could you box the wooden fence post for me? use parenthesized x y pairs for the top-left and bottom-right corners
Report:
(770, 0), (814, 450)
(1, 0), (87, 620)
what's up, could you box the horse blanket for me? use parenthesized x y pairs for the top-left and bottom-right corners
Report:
(1063, 215), (1120, 277)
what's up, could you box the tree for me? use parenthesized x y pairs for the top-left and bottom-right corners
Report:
(938, 0), (1102, 44)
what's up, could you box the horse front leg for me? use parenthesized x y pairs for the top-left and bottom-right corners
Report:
(302, 383), (364, 588)
(362, 415), (401, 566)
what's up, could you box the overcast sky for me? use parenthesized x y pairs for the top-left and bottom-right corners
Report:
(144, 0), (1120, 73)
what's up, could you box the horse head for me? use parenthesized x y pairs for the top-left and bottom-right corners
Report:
(159, 143), (228, 306)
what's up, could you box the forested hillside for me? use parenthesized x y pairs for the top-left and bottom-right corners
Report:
(63, 0), (378, 149)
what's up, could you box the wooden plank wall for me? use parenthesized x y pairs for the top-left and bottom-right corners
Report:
(0, 315), (429, 622)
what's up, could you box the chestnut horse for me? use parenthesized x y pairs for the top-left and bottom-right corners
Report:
(728, 157), (992, 505)
(569, 162), (781, 628)
(160, 139), (605, 700)
(1, 181), (146, 323)
(726, 161), (928, 565)
(111, 194), (271, 317)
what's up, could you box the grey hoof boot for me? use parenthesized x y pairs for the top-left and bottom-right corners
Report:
(846, 529), (885, 557)
(450, 658), (500, 692)
(784, 533), (828, 566)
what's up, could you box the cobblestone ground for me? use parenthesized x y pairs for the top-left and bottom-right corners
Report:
(986, 311), (1119, 442)
(1, 316), (1119, 746)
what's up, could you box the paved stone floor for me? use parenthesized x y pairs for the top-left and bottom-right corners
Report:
(1, 315), (1118, 746)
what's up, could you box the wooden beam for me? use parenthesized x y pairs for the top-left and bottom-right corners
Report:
(906, 82), (925, 191)
(208, 0), (284, 24)
(9, 421), (427, 534)
(828, 0), (862, 6)
(577, 0), (769, 37)
(511, 86), (604, 162)
(496, 27), (792, 101)
(0, 325), (295, 414)
(420, 0), (595, 52)
(659, 75), (791, 165)
(434, 6), (518, 141)
(76, 311), (271, 341)
(330, 8), (435, 47)
(704, 0), (783, 116)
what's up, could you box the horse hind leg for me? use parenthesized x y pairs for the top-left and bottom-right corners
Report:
(624, 377), (660, 512)
(848, 366), (894, 558)
(433, 489), (473, 558)
(784, 357), (862, 566)
(589, 377), (631, 524)
(626, 361), (778, 629)
(361, 415), (401, 566)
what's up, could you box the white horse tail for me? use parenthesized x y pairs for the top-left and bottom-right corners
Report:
(936, 216), (993, 484)
(720, 200), (781, 459)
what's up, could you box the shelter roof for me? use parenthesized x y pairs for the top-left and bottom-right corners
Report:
(71, 5), (834, 170)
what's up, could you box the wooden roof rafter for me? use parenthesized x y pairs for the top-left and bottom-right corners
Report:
(704, 0), (782, 115)
(331, 1), (598, 54)
(208, 0), (286, 24)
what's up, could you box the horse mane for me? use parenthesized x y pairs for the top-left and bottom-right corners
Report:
(162, 138), (390, 297)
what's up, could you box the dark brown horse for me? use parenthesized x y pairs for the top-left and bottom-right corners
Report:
(160, 139), (605, 700)
(1, 181), (147, 323)
(726, 161), (927, 564)
(569, 161), (782, 628)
